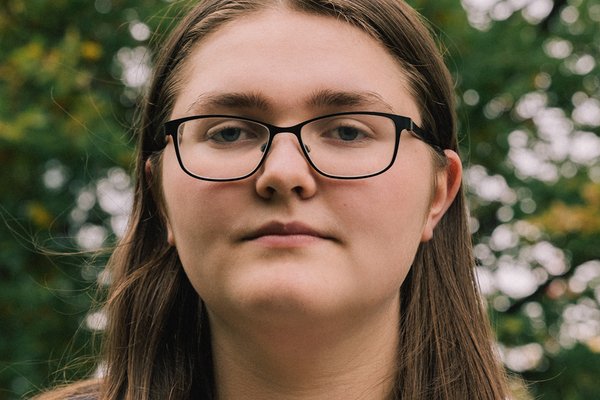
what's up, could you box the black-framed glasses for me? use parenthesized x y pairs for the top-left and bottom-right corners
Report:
(163, 111), (442, 181)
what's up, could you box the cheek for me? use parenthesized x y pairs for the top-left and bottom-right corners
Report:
(329, 167), (433, 286)
(161, 147), (240, 287)
(340, 166), (432, 239)
(162, 144), (239, 231)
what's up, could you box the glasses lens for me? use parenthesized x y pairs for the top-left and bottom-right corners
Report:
(177, 117), (270, 180)
(301, 114), (397, 177)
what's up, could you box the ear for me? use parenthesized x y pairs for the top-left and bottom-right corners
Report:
(421, 150), (463, 242)
(145, 158), (176, 246)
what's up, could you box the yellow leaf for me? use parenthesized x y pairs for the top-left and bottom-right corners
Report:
(21, 41), (44, 62)
(530, 183), (600, 235)
(26, 202), (53, 229)
(586, 336), (600, 353)
(81, 41), (103, 62)
(582, 183), (600, 206)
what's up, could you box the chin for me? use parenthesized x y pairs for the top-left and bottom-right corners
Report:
(225, 266), (352, 322)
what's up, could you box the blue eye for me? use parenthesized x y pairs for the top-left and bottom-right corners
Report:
(334, 126), (364, 141)
(211, 127), (244, 142)
(205, 121), (263, 144)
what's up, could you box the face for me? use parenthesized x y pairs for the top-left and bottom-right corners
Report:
(161, 8), (452, 332)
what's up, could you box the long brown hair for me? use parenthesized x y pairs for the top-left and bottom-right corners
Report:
(37, 1), (511, 399)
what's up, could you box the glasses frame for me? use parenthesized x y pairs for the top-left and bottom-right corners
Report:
(163, 111), (443, 182)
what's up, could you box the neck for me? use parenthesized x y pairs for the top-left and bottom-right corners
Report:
(208, 300), (399, 400)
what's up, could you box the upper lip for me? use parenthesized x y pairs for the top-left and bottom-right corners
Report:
(242, 221), (332, 241)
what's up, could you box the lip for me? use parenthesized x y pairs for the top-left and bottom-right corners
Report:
(242, 221), (334, 244)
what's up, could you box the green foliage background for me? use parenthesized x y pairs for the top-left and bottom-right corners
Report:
(1, 0), (599, 399)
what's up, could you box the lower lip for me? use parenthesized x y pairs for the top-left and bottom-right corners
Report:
(250, 234), (324, 247)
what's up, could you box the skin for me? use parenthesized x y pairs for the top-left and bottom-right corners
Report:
(159, 7), (462, 400)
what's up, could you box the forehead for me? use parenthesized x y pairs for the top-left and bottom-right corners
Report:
(171, 8), (419, 122)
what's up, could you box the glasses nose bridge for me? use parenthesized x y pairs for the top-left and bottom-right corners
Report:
(268, 121), (305, 143)
(262, 121), (310, 164)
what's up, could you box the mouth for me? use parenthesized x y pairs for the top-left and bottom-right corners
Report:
(242, 221), (335, 243)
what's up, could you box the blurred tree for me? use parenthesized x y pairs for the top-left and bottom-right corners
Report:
(419, 0), (600, 398)
(0, 0), (598, 399)
(0, 1), (174, 398)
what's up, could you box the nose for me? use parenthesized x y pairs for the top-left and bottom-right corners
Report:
(254, 133), (318, 200)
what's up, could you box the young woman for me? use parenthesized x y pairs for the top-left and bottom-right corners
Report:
(36, 0), (512, 398)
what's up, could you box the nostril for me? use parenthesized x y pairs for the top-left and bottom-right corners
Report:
(292, 186), (304, 196)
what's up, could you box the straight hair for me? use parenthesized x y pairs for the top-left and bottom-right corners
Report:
(36, 1), (511, 399)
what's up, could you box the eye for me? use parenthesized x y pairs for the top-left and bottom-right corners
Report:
(330, 126), (367, 141)
(209, 127), (246, 142)
(205, 121), (261, 143)
(319, 120), (374, 143)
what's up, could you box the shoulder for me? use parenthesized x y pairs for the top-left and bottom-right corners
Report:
(31, 379), (101, 400)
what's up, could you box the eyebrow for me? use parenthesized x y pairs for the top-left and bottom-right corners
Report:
(187, 92), (271, 113)
(185, 89), (395, 114)
(307, 89), (394, 112)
